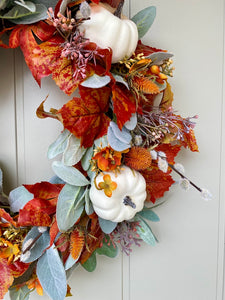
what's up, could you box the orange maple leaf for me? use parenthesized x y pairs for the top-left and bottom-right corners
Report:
(141, 167), (174, 203)
(112, 83), (136, 130)
(8, 22), (56, 85)
(70, 228), (85, 261)
(58, 86), (111, 148)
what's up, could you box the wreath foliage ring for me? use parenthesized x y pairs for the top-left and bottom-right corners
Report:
(0, 1), (211, 299)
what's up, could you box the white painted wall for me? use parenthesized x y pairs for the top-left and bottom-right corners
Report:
(1, 0), (225, 299)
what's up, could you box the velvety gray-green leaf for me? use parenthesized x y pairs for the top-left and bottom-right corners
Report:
(81, 146), (93, 171)
(137, 208), (160, 222)
(98, 217), (117, 234)
(81, 74), (111, 88)
(134, 215), (157, 246)
(37, 246), (67, 300)
(9, 186), (33, 213)
(112, 74), (129, 89)
(0, 5), (33, 19)
(64, 254), (79, 271)
(48, 130), (71, 160)
(21, 227), (50, 263)
(81, 252), (97, 272)
(146, 52), (174, 64)
(14, 1), (36, 12)
(96, 237), (118, 258)
(52, 161), (90, 186)
(131, 6), (156, 39)
(63, 134), (86, 166)
(85, 188), (94, 215)
(56, 184), (85, 231)
(10, 4), (47, 24)
(9, 285), (30, 300)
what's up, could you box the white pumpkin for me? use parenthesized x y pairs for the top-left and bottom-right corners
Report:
(78, 4), (138, 63)
(89, 166), (146, 222)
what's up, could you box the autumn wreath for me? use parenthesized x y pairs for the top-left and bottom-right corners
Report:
(0, 1), (211, 299)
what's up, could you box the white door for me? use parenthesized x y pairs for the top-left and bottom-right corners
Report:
(1, 0), (224, 299)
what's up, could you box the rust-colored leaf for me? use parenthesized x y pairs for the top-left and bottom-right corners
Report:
(141, 166), (174, 203)
(0, 258), (14, 299)
(124, 147), (152, 170)
(160, 82), (174, 111)
(36, 100), (60, 120)
(112, 83), (136, 130)
(58, 86), (111, 148)
(70, 228), (85, 261)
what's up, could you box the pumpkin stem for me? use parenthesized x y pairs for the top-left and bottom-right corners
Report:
(123, 196), (136, 209)
(114, 0), (125, 18)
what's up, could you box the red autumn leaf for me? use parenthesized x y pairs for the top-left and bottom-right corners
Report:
(8, 22), (56, 85)
(48, 219), (59, 249)
(135, 40), (166, 57)
(141, 167), (174, 203)
(59, 86), (111, 147)
(0, 208), (17, 227)
(24, 182), (63, 200)
(22, 198), (57, 215)
(0, 258), (14, 299)
(9, 261), (29, 278)
(18, 207), (52, 227)
(70, 228), (85, 260)
(155, 144), (181, 164)
(112, 83), (136, 129)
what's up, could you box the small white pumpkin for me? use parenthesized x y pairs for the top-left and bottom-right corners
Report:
(78, 4), (138, 63)
(89, 166), (147, 222)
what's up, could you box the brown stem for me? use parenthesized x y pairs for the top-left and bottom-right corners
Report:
(22, 232), (43, 254)
(114, 0), (125, 18)
(168, 163), (202, 192)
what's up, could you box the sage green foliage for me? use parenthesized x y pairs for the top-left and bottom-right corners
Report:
(56, 184), (87, 231)
(9, 285), (30, 300)
(96, 237), (118, 258)
(37, 245), (67, 300)
(132, 6), (156, 39)
(0, 0), (58, 24)
(82, 251), (97, 272)
(134, 215), (157, 246)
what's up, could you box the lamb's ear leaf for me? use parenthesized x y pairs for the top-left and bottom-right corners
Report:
(37, 245), (67, 300)
(131, 6), (156, 39)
